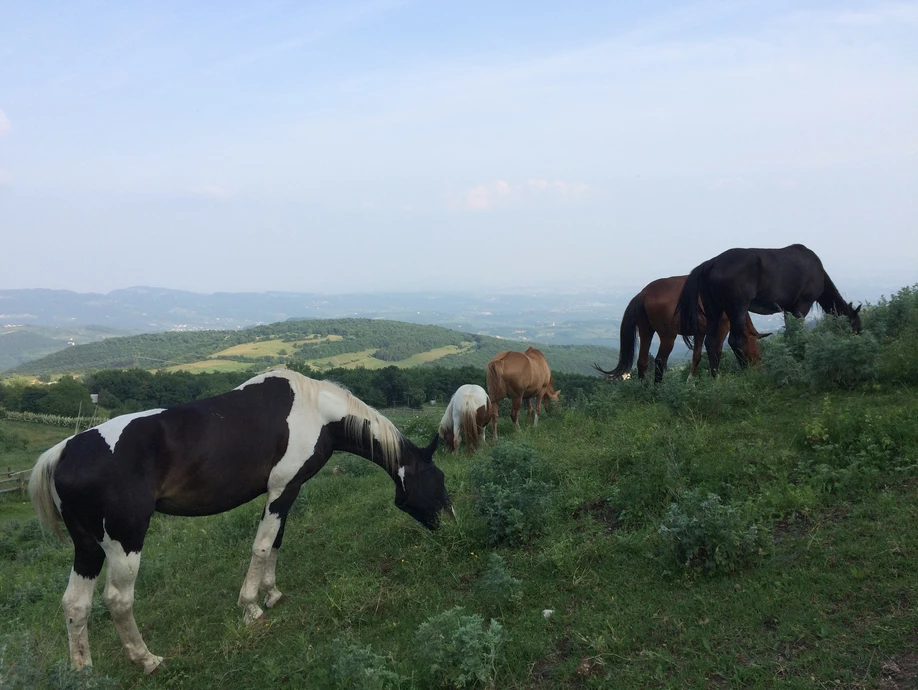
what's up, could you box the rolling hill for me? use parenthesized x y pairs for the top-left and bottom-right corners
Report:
(3, 318), (618, 377)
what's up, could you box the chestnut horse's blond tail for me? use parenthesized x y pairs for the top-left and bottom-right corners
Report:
(486, 359), (505, 405)
(460, 398), (479, 453)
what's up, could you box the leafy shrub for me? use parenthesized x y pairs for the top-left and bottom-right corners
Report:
(796, 397), (912, 495)
(469, 444), (554, 546)
(414, 607), (506, 689)
(658, 490), (765, 575)
(329, 639), (407, 690)
(476, 554), (522, 608)
(761, 337), (807, 388)
(805, 316), (879, 390)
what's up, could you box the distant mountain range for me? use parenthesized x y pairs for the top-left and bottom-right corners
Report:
(2, 280), (901, 374)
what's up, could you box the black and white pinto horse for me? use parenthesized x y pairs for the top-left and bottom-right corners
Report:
(676, 244), (862, 376)
(29, 370), (452, 674)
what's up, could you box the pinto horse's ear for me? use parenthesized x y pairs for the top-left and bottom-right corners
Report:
(422, 433), (439, 461)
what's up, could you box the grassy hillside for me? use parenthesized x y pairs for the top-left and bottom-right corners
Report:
(4, 290), (916, 687)
(0, 325), (127, 372)
(4, 318), (616, 377)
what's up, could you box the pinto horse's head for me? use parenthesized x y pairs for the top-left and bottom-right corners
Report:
(394, 433), (453, 530)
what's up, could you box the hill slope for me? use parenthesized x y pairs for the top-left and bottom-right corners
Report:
(4, 318), (617, 377)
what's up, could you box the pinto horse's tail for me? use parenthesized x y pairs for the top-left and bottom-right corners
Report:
(29, 438), (68, 539)
(460, 397), (479, 453)
(677, 260), (712, 350)
(593, 292), (644, 379)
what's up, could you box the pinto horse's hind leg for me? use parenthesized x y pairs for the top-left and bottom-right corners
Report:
(100, 531), (163, 674)
(259, 510), (294, 609)
(61, 518), (105, 670)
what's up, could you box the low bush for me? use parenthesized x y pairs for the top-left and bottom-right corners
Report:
(414, 607), (507, 689)
(658, 490), (766, 575)
(329, 639), (407, 690)
(468, 444), (554, 546)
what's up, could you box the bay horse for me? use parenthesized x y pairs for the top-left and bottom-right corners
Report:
(593, 275), (771, 382)
(676, 244), (862, 376)
(29, 369), (452, 674)
(438, 384), (491, 453)
(485, 347), (559, 441)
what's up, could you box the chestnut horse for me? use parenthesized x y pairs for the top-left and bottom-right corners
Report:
(594, 275), (770, 382)
(485, 347), (559, 441)
(677, 244), (861, 376)
(439, 384), (491, 453)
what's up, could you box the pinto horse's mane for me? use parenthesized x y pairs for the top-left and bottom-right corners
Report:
(245, 370), (406, 470)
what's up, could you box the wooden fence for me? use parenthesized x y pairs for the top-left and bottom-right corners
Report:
(1, 467), (31, 497)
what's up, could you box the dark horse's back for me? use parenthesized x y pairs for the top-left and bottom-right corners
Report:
(706, 244), (826, 314)
(676, 244), (827, 348)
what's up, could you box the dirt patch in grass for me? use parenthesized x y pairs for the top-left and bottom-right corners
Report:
(572, 499), (624, 533)
(881, 654), (918, 689)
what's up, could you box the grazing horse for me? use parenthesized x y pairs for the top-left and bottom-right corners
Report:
(485, 347), (560, 441)
(593, 275), (770, 382)
(29, 370), (452, 674)
(439, 384), (491, 453)
(676, 244), (862, 376)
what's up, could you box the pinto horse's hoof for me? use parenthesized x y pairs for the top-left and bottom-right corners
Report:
(145, 656), (166, 675)
(265, 592), (288, 609)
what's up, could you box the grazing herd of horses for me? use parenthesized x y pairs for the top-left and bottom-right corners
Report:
(29, 244), (862, 674)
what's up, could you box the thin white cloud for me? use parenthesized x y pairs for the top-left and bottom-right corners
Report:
(190, 185), (233, 200)
(456, 178), (595, 211)
(0, 109), (10, 137)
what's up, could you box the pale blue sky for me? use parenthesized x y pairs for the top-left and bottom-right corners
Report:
(1, 1), (916, 295)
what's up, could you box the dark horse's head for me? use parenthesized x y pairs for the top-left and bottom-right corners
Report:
(848, 302), (863, 334)
(394, 434), (453, 530)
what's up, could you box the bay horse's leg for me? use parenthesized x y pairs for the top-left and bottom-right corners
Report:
(703, 313), (723, 378)
(636, 321), (653, 380)
(100, 527), (162, 674)
(654, 335), (675, 383)
(690, 330), (704, 377)
(60, 517), (105, 670)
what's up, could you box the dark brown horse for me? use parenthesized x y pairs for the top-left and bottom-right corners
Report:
(676, 244), (861, 376)
(594, 275), (770, 382)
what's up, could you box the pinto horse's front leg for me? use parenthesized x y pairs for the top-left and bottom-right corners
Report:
(238, 508), (283, 623)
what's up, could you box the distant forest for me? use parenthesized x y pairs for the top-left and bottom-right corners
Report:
(4, 318), (616, 377)
(0, 365), (602, 419)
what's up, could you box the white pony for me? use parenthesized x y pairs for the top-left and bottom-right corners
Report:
(438, 384), (491, 453)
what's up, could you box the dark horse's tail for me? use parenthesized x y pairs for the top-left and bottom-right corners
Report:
(593, 292), (644, 379)
(676, 260), (713, 350)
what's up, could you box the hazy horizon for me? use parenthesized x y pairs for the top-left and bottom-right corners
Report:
(2, 1), (916, 295)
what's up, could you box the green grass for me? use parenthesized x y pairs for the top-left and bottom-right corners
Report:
(3, 372), (918, 688)
(163, 359), (264, 374)
(0, 419), (73, 473)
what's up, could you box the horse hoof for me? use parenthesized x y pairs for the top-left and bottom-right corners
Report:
(145, 657), (166, 675)
(265, 593), (288, 609)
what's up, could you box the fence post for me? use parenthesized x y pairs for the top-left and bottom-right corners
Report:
(19, 471), (26, 497)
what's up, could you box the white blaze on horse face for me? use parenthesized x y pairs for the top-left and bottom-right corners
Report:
(95, 409), (165, 454)
(398, 465), (406, 490)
